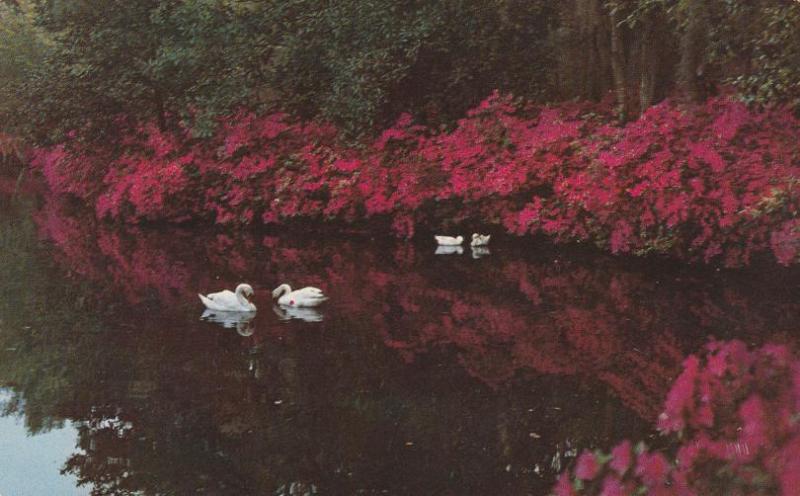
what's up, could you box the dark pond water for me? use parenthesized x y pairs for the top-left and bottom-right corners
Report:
(1, 193), (800, 495)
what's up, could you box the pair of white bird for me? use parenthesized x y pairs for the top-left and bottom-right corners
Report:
(198, 283), (327, 312)
(435, 233), (491, 247)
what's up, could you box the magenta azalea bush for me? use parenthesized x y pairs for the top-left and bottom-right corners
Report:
(554, 340), (800, 495)
(30, 92), (800, 265)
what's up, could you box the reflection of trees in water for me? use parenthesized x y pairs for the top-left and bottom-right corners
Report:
(33, 197), (800, 416)
(0, 197), (120, 435)
(57, 343), (642, 495)
(2, 196), (799, 494)
(0, 198), (641, 495)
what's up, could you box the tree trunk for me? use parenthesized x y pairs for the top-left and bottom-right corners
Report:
(582, 0), (600, 99)
(679, 0), (707, 103)
(609, 6), (627, 122)
(638, 12), (656, 113)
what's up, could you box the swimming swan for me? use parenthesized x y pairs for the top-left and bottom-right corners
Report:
(198, 283), (256, 312)
(435, 235), (463, 246)
(272, 284), (328, 307)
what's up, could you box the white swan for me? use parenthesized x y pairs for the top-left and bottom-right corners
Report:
(435, 235), (463, 246)
(198, 283), (256, 312)
(272, 284), (327, 307)
(470, 233), (491, 246)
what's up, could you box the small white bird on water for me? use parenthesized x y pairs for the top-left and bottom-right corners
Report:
(471, 233), (491, 246)
(272, 284), (328, 307)
(435, 235), (463, 246)
(198, 283), (257, 312)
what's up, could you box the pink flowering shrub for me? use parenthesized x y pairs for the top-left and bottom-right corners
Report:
(554, 340), (800, 495)
(551, 97), (800, 266)
(29, 92), (800, 265)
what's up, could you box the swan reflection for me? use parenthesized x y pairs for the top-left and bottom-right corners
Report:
(272, 304), (324, 323)
(435, 245), (464, 255)
(200, 309), (256, 336)
(471, 246), (491, 258)
(275, 481), (318, 496)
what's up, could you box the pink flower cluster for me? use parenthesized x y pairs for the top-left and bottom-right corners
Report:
(554, 339), (800, 495)
(29, 91), (800, 265)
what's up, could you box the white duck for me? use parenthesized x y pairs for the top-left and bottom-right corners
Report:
(435, 235), (463, 246)
(272, 284), (327, 307)
(471, 233), (491, 246)
(198, 283), (256, 312)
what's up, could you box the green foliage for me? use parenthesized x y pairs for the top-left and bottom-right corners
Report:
(642, 0), (800, 107)
(268, 0), (437, 134)
(268, 0), (555, 135)
(711, 1), (800, 108)
(18, 0), (267, 141)
(4, 0), (559, 141)
(0, 0), (52, 135)
(1, 0), (799, 142)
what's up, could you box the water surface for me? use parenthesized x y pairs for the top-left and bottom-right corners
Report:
(0, 406), (89, 496)
(2, 195), (799, 495)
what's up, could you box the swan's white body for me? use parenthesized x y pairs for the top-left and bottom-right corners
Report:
(272, 284), (327, 307)
(435, 235), (463, 246)
(435, 245), (464, 255)
(470, 233), (491, 247)
(198, 283), (256, 312)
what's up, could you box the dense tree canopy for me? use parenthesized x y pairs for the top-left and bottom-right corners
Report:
(1, 0), (798, 141)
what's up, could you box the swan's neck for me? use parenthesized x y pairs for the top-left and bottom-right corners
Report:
(279, 284), (292, 297)
(235, 287), (251, 308)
